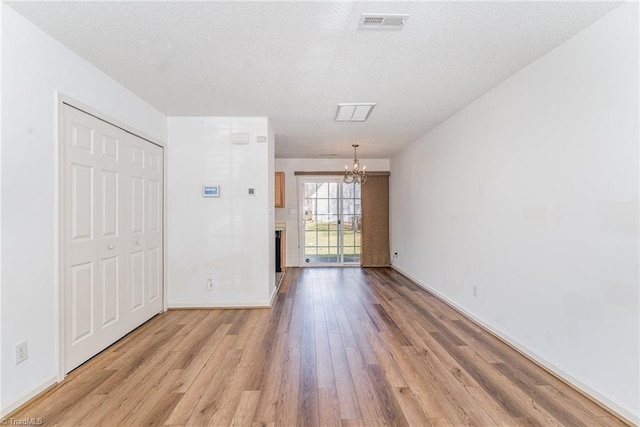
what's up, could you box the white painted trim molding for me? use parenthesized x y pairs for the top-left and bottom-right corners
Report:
(269, 273), (286, 307)
(168, 302), (272, 309)
(1, 376), (57, 418)
(390, 265), (638, 426)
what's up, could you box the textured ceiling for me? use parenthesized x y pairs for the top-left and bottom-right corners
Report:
(7, 1), (620, 158)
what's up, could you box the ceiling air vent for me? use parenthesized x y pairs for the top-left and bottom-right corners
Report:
(335, 103), (376, 122)
(359, 13), (409, 30)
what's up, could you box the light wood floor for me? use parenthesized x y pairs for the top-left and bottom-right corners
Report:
(10, 268), (629, 426)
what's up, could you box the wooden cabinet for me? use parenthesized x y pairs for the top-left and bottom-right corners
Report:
(275, 172), (285, 207)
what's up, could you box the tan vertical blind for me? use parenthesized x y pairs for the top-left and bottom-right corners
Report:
(361, 174), (390, 267)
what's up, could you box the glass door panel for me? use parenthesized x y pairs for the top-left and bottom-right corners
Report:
(302, 179), (361, 265)
(342, 182), (361, 264)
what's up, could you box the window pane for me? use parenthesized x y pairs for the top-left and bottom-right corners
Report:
(316, 182), (329, 198)
(305, 231), (317, 247)
(328, 231), (338, 248)
(343, 200), (354, 215)
(329, 182), (338, 198)
(305, 182), (317, 198)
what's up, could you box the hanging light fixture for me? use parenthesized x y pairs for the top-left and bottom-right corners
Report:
(344, 144), (367, 184)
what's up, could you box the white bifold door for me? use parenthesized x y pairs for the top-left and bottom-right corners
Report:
(63, 105), (163, 373)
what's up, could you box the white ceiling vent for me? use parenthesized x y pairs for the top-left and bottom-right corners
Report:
(359, 14), (409, 30)
(335, 103), (376, 122)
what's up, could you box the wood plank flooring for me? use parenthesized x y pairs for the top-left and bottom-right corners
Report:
(8, 268), (629, 426)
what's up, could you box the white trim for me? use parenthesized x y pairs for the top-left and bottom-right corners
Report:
(55, 92), (64, 382)
(57, 94), (165, 148)
(169, 302), (272, 309)
(390, 264), (638, 426)
(1, 376), (57, 417)
(163, 124), (169, 314)
(268, 282), (279, 307)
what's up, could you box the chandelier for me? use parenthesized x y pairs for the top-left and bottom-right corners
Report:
(344, 144), (367, 184)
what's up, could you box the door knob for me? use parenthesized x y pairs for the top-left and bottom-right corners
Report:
(135, 241), (141, 245)
(108, 245), (114, 250)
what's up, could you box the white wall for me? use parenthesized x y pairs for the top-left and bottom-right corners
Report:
(275, 158), (390, 267)
(390, 3), (638, 422)
(0, 4), (167, 415)
(167, 117), (275, 307)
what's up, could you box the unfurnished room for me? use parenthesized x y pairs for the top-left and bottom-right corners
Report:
(0, 1), (638, 426)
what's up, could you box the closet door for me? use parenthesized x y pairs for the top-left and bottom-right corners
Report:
(63, 105), (163, 373)
(126, 133), (163, 326)
(63, 106), (129, 372)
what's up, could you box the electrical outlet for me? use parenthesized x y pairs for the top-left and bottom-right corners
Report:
(207, 278), (213, 291)
(15, 341), (28, 364)
(473, 285), (478, 298)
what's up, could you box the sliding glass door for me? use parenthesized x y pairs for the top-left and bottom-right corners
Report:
(301, 178), (361, 265)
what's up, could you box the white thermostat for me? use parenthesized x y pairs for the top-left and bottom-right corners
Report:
(202, 185), (220, 197)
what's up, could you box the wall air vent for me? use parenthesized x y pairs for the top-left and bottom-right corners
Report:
(359, 13), (409, 30)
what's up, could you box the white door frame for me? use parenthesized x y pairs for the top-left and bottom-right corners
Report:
(55, 93), (167, 381)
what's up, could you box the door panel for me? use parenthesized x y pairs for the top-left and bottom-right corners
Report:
(130, 251), (144, 310)
(70, 261), (93, 343)
(63, 105), (164, 373)
(148, 179), (161, 232)
(131, 176), (145, 234)
(71, 165), (93, 240)
(148, 247), (161, 301)
(101, 256), (119, 326)
(101, 170), (118, 237)
(132, 145), (145, 167)
(127, 133), (164, 322)
(102, 134), (119, 160)
(71, 123), (93, 152)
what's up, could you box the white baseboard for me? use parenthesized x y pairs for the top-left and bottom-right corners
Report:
(390, 265), (638, 426)
(1, 376), (58, 418)
(168, 301), (271, 309)
(269, 273), (286, 307)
